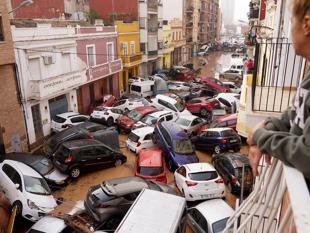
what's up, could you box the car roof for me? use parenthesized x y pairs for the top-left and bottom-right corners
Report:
(156, 94), (177, 104)
(218, 113), (237, 122)
(184, 163), (216, 173)
(161, 122), (188, 140)
(204, 127), (232, 132)
(139, 149), (163, 167)
(131, 80), (155, 86)
(30, 216), (66, 232)
(218, 153), (250, 168)
(149, 110), (171, 118)
(56, 112), (80, 118)
(132, 126), (154, 136)
(133, 106), (157, 114)
(2, 160), (42, 178)
(195, 199), (234, 224)
(62, 139), (103, 149)
(102, 177), (148, 196)
(178, 115), (198, 121)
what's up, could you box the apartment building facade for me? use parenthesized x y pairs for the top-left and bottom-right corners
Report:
(139, 0), (164, 76)
(170, 18), (187, 66)
(0, 2), (27, 153)
(162, 21), (174, 69)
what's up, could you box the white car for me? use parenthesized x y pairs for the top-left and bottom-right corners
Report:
(126, 126), (155, 154)
(187, 199), (234, 233)
(174, 163), (225, 201)
(51, 112), (89, 132)
(0, 160), (57, 221)
(174, 115), (207, 136)
(215, 93), (240, 113)
(152, 94), (192, 117)
(222, 81), (241, 94)
(133, 110), (175, 129)
(167, 81), (191, 92)
(90, 106), (123, 126)
(113, 98), (150, 112)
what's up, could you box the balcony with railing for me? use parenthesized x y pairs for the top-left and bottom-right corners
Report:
(147, 0), (158, 13)
(223, 158), (310, 233)
(121, 53), (143, 68)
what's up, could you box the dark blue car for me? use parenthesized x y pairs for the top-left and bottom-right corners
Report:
(191, 128), (241, 154)
(153, 122), (199, 171)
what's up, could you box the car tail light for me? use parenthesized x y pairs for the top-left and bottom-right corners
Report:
(185, 180), (198, 187)
(65, 155), (73, 163)
(219, 137), (226, 143)
(215, 178), (224, 184)
(231, 175), (237, 185)
(96, 203), (109, 208)
(104, 112), (109, 115)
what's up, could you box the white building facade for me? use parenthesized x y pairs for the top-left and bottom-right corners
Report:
(139, 0), (164, 76)
(12, 24), (87, 147)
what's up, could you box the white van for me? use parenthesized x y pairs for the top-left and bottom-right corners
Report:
(115, 189), (187, 233)
(130, 80), (155, 98)
(152, 94), (192, 117)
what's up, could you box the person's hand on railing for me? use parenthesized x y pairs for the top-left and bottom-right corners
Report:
(246, 120), (265, 146)
(248, 145), (271, 176)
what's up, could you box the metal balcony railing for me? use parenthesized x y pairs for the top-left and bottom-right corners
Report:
(223, 159), (310, 233)
(252, 38), (306, 112)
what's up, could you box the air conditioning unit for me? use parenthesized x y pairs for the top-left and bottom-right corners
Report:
(43, 55), (55, 65)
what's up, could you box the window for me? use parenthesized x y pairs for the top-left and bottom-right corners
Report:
(177, 166), (186, 177)
(144, 134), (152, 141)
(107, 42), (114, 62)
(165, 114), (173, 121)
(130, 41), (135, 55)
(121, 42), (128, 56)
(189, 209), (209, 231)
(139, 18), (146, 29)
(86, 45), (96, 67)
(130, 85), (142, 93)
(0, 15), (4, 41)
(140, 43), (146, 53)
(188, 99), (201, 104)
(70, 116), (88, 123)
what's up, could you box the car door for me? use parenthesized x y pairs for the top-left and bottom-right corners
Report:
(143, 133), (154, 149)
(186, 99), (200, 113)
(187, 208), (208, 233)
(79, 148), (100, 168)
(174, 166), (187, 191)
(96, 146), (115, 167)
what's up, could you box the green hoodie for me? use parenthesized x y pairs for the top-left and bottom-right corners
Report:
(253, 72), (310, 179)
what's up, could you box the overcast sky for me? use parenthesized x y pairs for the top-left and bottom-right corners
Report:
(163, 0), (250, 22)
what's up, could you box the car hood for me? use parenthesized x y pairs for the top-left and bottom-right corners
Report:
(118, 116), (135, 126)
(45, 168), (68, 184)
(173, 152), (199, 166)
(26, 192), (57, 212)
(153, 182), (177, 195)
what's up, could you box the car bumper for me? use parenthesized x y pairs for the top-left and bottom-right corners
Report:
(184, 187), (225, 201)
(22, 205), (54, 222)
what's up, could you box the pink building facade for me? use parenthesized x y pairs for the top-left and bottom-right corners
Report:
(76, 26), (122, 114)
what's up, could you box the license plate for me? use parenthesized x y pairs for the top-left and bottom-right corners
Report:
(201, 194), (216, 199)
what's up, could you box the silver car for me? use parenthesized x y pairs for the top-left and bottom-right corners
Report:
(84, 176), (176, 222)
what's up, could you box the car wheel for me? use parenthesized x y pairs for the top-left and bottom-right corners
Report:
(107, 117), (114, 127)
(13, 201), (22, 216)
(69, 167), (81, 179)
(214, 145), (221, 154)
(115, 159), (122, 167)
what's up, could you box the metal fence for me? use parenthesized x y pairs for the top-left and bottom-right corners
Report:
(252, 38), (305, 112)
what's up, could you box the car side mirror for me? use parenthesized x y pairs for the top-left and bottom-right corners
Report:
(15, 183), (20, 190)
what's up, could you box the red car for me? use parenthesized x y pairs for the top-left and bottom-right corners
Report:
(170, 66), (195, 81)
(209, 113), (238, 131)
(117, 106), (157, 133)
(87, 95), (116, 114)
(200, 77), (230, 92)
(134, 148), (167, 183)
(185, 97), (221, 118)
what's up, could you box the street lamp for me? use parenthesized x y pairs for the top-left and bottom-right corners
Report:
(8, 0), (34, 14)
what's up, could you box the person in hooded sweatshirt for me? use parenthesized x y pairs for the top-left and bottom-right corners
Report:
(247, 0), (310, 187)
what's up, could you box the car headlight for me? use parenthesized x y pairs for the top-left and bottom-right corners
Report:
(27, 199), (40, 210)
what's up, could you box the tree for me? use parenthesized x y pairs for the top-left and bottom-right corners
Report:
(87, 9), (100, 25)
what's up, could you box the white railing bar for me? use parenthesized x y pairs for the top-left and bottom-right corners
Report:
(277, 205), (292, 233)
(282, 165), (310, 233)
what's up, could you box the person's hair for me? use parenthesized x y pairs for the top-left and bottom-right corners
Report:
(292, 0), (310, 21)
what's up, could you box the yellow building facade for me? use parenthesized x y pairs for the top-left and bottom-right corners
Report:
(162, 23), (174, 69)
(116, 21), (142, 93)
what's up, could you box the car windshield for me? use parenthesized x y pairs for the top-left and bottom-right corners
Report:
(174, 139), (194, 154)
(24, 175), (51, 195)
(33, 158), (54, 175)
(175, 101), (185, 112)
(138, 166), (163, 176)
(212, 217), (229, 233)
(127, 110), (143, 121)
(141, 115), (157, 125)
(52, 116), (66, 123)
(188, 171), (218, 181)
(128, 132), (140, 143)
(175, 118), (191, 127)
